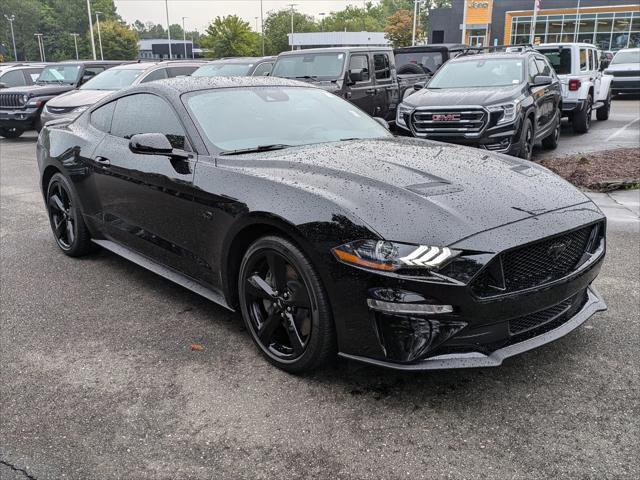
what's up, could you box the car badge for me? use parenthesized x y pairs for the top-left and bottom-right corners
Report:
(432, 113), (460, 121)
(547, 242), (570, 260)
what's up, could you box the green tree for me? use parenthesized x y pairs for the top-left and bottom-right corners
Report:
(263, 9), (318, 55)
(384, 9), (422, 48)
(202, 15), (259, 58)
(323, 4), (385, 33)
(89, 20), (138, 60)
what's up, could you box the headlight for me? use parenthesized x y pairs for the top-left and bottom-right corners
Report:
(21, 94), (29, 104)
(395, 103), (414, 130)
(26, 98), (43, 107)
(332, 240), (460, 272)
(487, 101), (520, 125)
(72, 105), (90, 113)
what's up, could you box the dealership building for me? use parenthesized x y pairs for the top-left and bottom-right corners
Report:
(429, 0), (640, 50)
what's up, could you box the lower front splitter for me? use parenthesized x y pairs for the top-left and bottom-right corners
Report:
(339, 285), (607, 371)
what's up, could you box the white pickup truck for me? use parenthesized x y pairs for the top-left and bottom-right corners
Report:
(535, 43), (613, 134)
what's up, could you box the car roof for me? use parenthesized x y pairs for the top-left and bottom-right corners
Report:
(130, 76), (315, 95)
(278, 46), (392, 56)
(395, 44), (468, 52)
(206, 56), (276, 64)
(538, 43), (599, 48)
(111, 61), (204, 71)
(615, 47), (640, 52)
(450, 51), (532, 62)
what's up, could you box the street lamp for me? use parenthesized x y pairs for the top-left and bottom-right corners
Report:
(260, 0), (265, 56)
(86, 0), (96, 60)
(71, 33), (80, 60)
(95, 11), (104, 60)
(34, 33), (45, 62)
(4, 14), (17, 61)
(182, 16), (188, 59)
(288, 4), (298, 51)
(319, 12), (326, 32)
(164, 0), (172, 60)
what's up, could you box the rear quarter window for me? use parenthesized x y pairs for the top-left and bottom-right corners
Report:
(90, 101), (116, 133)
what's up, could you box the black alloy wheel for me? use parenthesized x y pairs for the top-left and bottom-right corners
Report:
(0, 127), (24, 139)
(239, 236), (336, 372)
(46, 173), (94, 257)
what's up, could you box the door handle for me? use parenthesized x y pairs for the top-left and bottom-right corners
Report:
(365, 88), (376, 95)
(94, 156), (110, 166)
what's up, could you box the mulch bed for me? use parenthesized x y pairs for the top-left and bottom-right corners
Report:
(537, 147), (640, 192)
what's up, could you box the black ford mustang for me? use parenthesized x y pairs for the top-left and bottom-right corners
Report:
(36, 77), (607, 372)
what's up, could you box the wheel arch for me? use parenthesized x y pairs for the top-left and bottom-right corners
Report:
(41, 165), (61, 195)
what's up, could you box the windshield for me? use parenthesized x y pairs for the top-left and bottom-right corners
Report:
(38, 65), (81, 84)
(395, 52), (444, 74)
(428, 58), (524, 88)
(611, 50), (640, 64)
(185, 87), (390, 152)
(80, 68), (145, 90)
(271, 53), (345, 79)
(192, 63), (253, 77)
(537, 49), (572, 74)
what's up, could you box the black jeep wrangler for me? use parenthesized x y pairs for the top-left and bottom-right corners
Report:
(0, 60), (127, 138)
(396, 48), (562, 160)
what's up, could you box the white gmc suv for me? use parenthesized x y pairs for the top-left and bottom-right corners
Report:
(535, 43), (613, 134)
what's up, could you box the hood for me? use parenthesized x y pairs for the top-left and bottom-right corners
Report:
(216, 138), (590, 246)
(407, 85), (523, 108)
(47, 89), (114, 108)
(605, 63), (639, 72)
(0, 83), (75, 97)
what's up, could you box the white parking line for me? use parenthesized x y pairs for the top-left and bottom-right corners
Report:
(606, 116), (640, 141)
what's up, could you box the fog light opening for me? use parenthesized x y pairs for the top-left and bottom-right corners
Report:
(367, 299), (453, 314)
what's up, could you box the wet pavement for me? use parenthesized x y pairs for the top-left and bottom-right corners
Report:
(1, 126), (638, 479)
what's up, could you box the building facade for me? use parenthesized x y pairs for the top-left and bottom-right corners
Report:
(429, 0), (640, 50)
(137, 39), (195, 60)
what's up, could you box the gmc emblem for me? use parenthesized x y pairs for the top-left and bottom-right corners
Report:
(432, 114), (460, 121)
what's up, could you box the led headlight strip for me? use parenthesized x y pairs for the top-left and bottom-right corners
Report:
(399, 246), (453, 267)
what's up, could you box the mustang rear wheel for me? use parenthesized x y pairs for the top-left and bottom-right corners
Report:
(46, 173), (94, 257)
(238, 235), (336, 373)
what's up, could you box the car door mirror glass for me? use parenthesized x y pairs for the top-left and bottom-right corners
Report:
(129, 133), (174, 155)
(533, 75), (552, 86)
(413, 81), (426, 91)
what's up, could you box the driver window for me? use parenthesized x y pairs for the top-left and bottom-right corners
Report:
(349, 55), (370, 82)
(528, 58), (540, 83)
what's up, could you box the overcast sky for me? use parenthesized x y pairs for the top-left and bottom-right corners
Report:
(113, 0), (374, 33)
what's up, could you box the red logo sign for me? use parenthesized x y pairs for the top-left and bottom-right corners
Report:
(432, 114), (461, 121)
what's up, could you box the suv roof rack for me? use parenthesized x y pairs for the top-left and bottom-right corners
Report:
(456, 43), (537, 57)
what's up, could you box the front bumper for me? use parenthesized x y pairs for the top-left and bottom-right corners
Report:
(0, 107), (40, 129)
(340, 285), (606, 370)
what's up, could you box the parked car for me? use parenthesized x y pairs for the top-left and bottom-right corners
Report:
(395, 49), (562, 160)
(0, 60), (129, 138)
(0, 63), (46, 89)
(604, 48), (640, 95)
(40, 61), (204, 126)
(37, 76), (606, 372)
(535, 43), (613, 132)
(393, 43), (470, 75)
(271, 47), (429, 123)
(192, 56), (276, 77)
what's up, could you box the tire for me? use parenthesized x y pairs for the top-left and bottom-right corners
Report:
(517, 117), (534, 161)
(238, 235), (336, 373)
(596, 91), (611, 121)
(572, 94), (592, 133)
(541, 109), (561, 150)
(46, 173), (95, 257)
(397, 63), (426, 75)
(0, 127), (24, 139)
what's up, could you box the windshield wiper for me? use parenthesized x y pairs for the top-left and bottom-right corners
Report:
(220, 144), (292, 156)
(294, 75), (318, 79)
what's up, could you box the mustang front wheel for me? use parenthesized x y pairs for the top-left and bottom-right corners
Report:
(239, 235), (336, 373)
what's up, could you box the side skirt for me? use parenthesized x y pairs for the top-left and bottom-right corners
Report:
(92, 239), (234, 312)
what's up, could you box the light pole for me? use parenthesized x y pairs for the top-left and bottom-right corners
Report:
(182, 16), (188, 58)
(573, 0), (581, 43)
(95, 12), (104, 60)
(319, 12), (325, 32)
(288, 4), (297, 51)
(411, 0), (418, 46)
(71, 33), (80, 60)
(165, 0), (172, 59)
(255, 16), (259, 32)
(260, 0), (265, 56)
(190, 35), (195, 59)
(34, 33), (45, 62)
(86, 0), (96, 60)
(4, 14), (17, 61)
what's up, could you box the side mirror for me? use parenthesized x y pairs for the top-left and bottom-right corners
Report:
(347, 69), (365, 84)
(373, 117), (389, 130)
(413, 81), (426, 91)
(599, 59), (610, 71)
(533, 75), (552, 86)
(129, 133), (174, 155)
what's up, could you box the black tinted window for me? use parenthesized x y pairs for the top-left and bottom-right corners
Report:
(140, 68), (168, 83)
(348, 55), (370, 82)
(167, 66), (198, 77)
(528, 57), (539, 83)
(111, 94), (187, 150)
(0, 70), (26, 87)
(252, 62), (273, 76)
(538, 49), (571, 75)
(373, 54), (391, 80)
(535, 57), (551, 76)
(90, 101), (116, 133)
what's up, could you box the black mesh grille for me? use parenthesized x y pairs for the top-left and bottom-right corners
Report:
(509, 296), (573, 335)
(471, 224), (602, 298)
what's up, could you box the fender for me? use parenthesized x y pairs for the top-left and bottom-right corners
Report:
(596, 74), (613, 102)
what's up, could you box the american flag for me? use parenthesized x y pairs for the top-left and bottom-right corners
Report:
(534, 0), (542, 13)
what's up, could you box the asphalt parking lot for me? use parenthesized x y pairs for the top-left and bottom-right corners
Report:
(1, 102), (639, 479)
